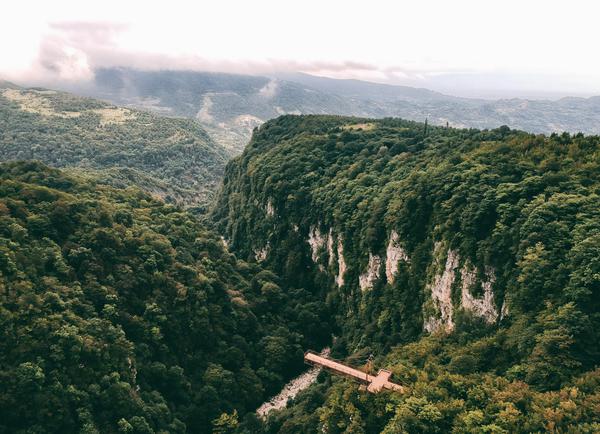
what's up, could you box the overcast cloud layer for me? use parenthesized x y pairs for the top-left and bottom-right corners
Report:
(2, 0), (600, 99)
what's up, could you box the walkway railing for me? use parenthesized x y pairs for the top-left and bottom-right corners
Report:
(304, 350), (404, 393)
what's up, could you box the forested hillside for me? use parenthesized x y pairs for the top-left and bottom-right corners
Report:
(0, 162), (331, 433)
(55, 68), (600, 154)
(213, 115), (600, 432)
(67, 68), (364, 153)
(0, 84), (229, 210)
(2, 111), (599, 432)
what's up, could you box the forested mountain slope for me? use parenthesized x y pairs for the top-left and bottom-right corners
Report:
(56, 68), (600, 154)
(213, 115), (600, 432)
(0, 83), (229, 209)
(65, 69), (362, 153)
(0, 162), (331, 433)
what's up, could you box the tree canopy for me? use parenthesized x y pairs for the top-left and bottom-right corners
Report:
(213, 115), (600, 432)
(0, 85), (230, 210)
(0, 161), (330, 433)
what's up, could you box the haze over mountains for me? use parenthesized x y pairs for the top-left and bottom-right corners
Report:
(3, 1), (600, 432)
(3, 68), (600, 434)
(50, 67), (600, 153)
(0, 81), (228, 209)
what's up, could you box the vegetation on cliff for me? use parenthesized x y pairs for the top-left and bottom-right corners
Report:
(2, 111), (599, 432)
(0, 161), (330, 433)
(213, 115), (600, 432)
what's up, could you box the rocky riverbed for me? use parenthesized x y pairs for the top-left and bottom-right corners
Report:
(256, 348), (330, 419)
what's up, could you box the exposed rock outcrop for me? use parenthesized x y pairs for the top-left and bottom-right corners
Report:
(266, 199), (275, 217)
(425, 249), (460, 332)
(327, 229), (335, 267)
(460, 264), (498, 323)
(359, 253), (382, 291)
(425, 246), (500, 333)
(308, 225), (327, 263)
(307, 226), (346, 286)
(385, 231), (410, 283)
(500, 300), (509, 320)
(336, 238), (346, 287)
(254, 244), (270, 262)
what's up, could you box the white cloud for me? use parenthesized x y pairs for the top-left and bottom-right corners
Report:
(1, 0), (600, 97)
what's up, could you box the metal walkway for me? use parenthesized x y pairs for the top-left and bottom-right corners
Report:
(304, 350), (404, 393)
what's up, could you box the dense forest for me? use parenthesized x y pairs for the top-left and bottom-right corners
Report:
(1, 110), (599, 432)
(0, 161), (331, 433)
(0, 84), (229, 210)
(213, 115), (600, 432)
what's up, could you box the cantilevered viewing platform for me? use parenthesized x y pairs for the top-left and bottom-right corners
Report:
(304, 350), (404, 393)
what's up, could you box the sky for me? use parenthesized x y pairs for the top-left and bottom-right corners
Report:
(2, 0), (600, 99)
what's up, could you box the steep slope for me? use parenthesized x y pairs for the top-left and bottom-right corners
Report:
(0, 84), (229, 209)
(67, 68), (366, 153)
(0, 161), (331, 433)
(213, 115), (600, 432)
(56, 68), (600, 154)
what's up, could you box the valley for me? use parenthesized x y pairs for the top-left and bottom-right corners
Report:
(3, 2), (600, 432)
(0, 84), (599, 433)
(256, 348), (330, 419)
(55, 68), (600, 155)
(0, 161), (331, 433)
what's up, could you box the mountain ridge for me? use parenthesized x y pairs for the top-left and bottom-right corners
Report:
(41, 68), (600, 153)
(272, 71), (472, 102)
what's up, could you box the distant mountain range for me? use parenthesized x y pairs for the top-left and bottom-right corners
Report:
(53, 68), (600, 153)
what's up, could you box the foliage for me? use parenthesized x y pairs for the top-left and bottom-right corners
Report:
(284, 336), (600, 434)
(212, 115), (600, 432)
(0, 161), (329, 433)
(3, 109), (600, 432)
(0, 85), (229, 209)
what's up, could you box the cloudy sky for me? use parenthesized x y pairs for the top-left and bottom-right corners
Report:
(2, 0), (599, 98)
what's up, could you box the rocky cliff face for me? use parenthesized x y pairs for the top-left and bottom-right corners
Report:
(212, 115), (599, 352)
(424, 247), (460, 333)
(424, 246), (499, 333)
(304, 224), (502, 334)
(305, 229), (410, 293)
(385, 230), (410, 284)
(359, 253), (382, 291)
(214, 207), (506, 348)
